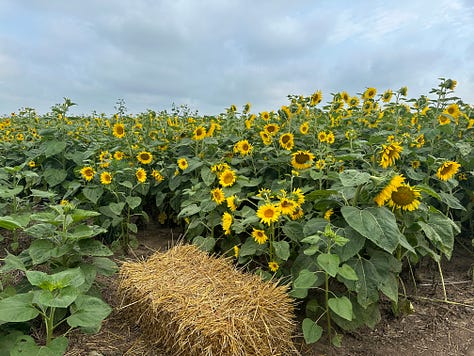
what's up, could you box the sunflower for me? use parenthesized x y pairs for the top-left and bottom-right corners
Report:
(324, 208), (334, 221)
(388, 184), (421, 211)
(382, 89), (393, 103)
(374, 174), (405, 207)
(192, 126), (207, 140)
(256, 203), (281, 225)
(112, 123), (125, 138)
(299, 121), (309, 135)
(100, 171), (112, 185)
(135, 167), (147, 183)
(290, 206), (304, 220)
(259, 131), (272, 145)
(411, 160), (421, 169)
(177, 158), (188, 170)
(349, 96), (360, 107)
(291, 188), (305, 205)
(252, 228), (268, 244)
(211, 187), (226, 205)
(317, 131), (327, 143)
(438, 115), (450, 126)
(28, 160), (36, 168)
(443, 103), (461, 119)
(411, 134), (425, 148)
(268, 261), (279, 272)
(222, 212), (232, 235)
(363, 87), (377, 100)
(264, 123), (280, 136)
(137, 151), (153, 165)
(379, 142), (403, 169)
(226, 195), (237, 211)
(234, 140), (253, 156)
(291, 150), (315, 170)
(279, 133), (294, 150)
(151, 169), (164, 182)
(256, 187), (272, 200)
(340, 91), (350, 103)
(114, 151), (125, 160)
(260, 111), (270, 121)
(315, 159), (325, 170)
(279, 198), (297, 215)
(233, 245), (239, 258)
(436, 161), (461, 181)
(326, 131), (335, 144)
(80, 166), (95, 181)
(219, 169), (236, 187)
(310, 90), (322, 106)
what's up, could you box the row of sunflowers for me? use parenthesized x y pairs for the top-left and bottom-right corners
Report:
(0, 78), (472, 344)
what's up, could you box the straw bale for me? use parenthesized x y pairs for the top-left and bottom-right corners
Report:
(118, 244), (298, 356)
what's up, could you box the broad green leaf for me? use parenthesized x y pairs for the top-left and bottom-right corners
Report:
(34, 286), (79, 308)
(0, 216), (23, 230)
(338, 169), (371, 187)
(338, 264), (358, 281)
(178, 203), (201, 218)
(67, 295), (112, 328)
(43, 168), (67, 187)
(28, 239), (57, 265)
(332, 227), (365, 262)
(328, 296), (353, 321)
(438, 191), (466, 211)
(30, 189), (57, 199)
(238, 237), (259, 257)
(281, 221), (304, 242)
(345, 257), (380, 308)
(317, 253), (340, 277)
(0, 186), (23, 199)
(302, 318), (323, 344)
(82, 186), (104, 204)
(10, 335), (68, 356)
(273, 240), (290, 261)
(341, 206), (401, 253)
(43, 140), (67, 157)
(67, 224), (106, 240)
(293, 269), (317, 289)
(92, 257), (118, 276)
(0, 252), (27, 272)
(109, 202), (125, 216)
(193, 236), (216, 252)
(200, 166), (215, 186)
(303, 218), (328, 237)
(0, 293), (39, 322)
(77, 239), (113, 256)
(71, 208), (101, 222)
(126, 196), (142, 209)
(332, 297), (381, 331)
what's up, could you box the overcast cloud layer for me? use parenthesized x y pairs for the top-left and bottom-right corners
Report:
(1, 0), (473, 115)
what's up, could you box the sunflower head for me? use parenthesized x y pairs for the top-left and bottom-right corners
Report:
(100, 171), (112, 185)
(137, 151), (153, 164)
(388, 184), (421, 211)
(382, 89), (393, 103)
(211, 187), (225, 205)
(264, 123), (280, 136)
(256, 203), (281, 225)
(299, 121), (310, 135)
(219, 169), (236, 187)
(177, 158), (189, 170)
(363, 87), (377, 100)
(112, 123), (125, 138)
(135, 167), (147, 183)
(252, 228), (268, 244)
(279, 133), (294, 150)
(291, 150), (314, 170)
(379, 142), (403, 169)
(310, 90), (322, 106)
(192, 126), (207, 140)
(222, 212), (232, 235)
(436, 161), (461, 181)
(80, 166), (95, 181)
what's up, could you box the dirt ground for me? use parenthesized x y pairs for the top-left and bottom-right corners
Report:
(60, 222), (473, 355)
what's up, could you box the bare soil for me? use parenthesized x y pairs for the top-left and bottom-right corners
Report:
(48, 222), (474, 355)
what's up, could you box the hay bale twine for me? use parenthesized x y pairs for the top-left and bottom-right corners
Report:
(118, 244), (298, 356)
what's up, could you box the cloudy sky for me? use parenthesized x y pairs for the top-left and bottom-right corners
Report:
(1, 0), (473, 116)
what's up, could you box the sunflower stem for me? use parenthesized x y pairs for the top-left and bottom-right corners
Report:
(437, 259), (448, 301)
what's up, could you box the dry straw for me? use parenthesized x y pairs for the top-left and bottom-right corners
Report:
(118, 244), (298, 355)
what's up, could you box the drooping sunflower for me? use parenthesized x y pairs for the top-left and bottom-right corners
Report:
(268, 261), (279, 272)
(379, 142), (403, 169)
(80, 166), (95, 181)
(388, 184), (421, 211)
(177, 158), (188, 170)
(222, 212), (232, 235)
(324, 208), (334, 221)
(374, 174), (405, 207)
(436, 161), (461, 181)
(234, 140), (253, 156)
(340, 91), (350, 104)
(211, 187), (226, 205)
(259, 131), (272, 145)
(112, 123), (125, 138)
(226, 195), (237, 211)
(256, 203), (281, 225)
(291, 150), (315, 170)
(291, 188), (305, 205)
(279, 198), (297, 215)
(137, 151), (153, 165)
(310, 90), (323, 106)
(363, 87), (377, 100)
(438, 115), (451, 126)
(411, 160), (421, 169)
(192, 126), (207, 140)
(279, 132), (294, 150)
(219, 169), (236, 187)
(264, 123), (280, 136)
(382, 89), (393, 103)
(252, 228), (268, 244)
(135, 167), (147, 183)
(151, 169), (164, 183)
(100, 171), (112, 185)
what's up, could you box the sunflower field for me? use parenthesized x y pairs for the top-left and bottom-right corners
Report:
(0, 78), (473, 350)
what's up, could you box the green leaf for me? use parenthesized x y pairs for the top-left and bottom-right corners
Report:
(71, 208), (101, 223)
(178, 203), (201, 218)
(26, 267), (85, 290)
(43, 168), (67, 187)
(332, 227), (365, 262)
(293, 269), (317, 289)
(92, 257), (118, 276)
(34, 286), (79, 308)
(28, 239), (65, 265)
(438, 191), (466, 211)
(338, 169), (371, 187)
(0, 186), (23, 199)
(282, 221), (304, 242)
(43, 140), (67, 157)
(239, 237), (259, 257)
(126, 196), (142, 209)
(192, 236), (216, 252)
(0, 216), (25, 230)
(0, 251), (27, 272)
(328, 296), (353, 321)
(345, 257), (380, 308)
(317, 253), (340, 277)
(341, 206), (401, 253)
(302, 318), (323, 344)
(30, 189), (57, 199)
(273, 240), (290, 261)
(67, 294), (112, 328)
(82, 186), (104, 204)
(200, 166), (215, 186)
(109, 202), (125, 216)
(338, 264), (358, 281)
(77, 239), (113, 256)
(10, 335), (68, 356)
(0, 293), (39, 322)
